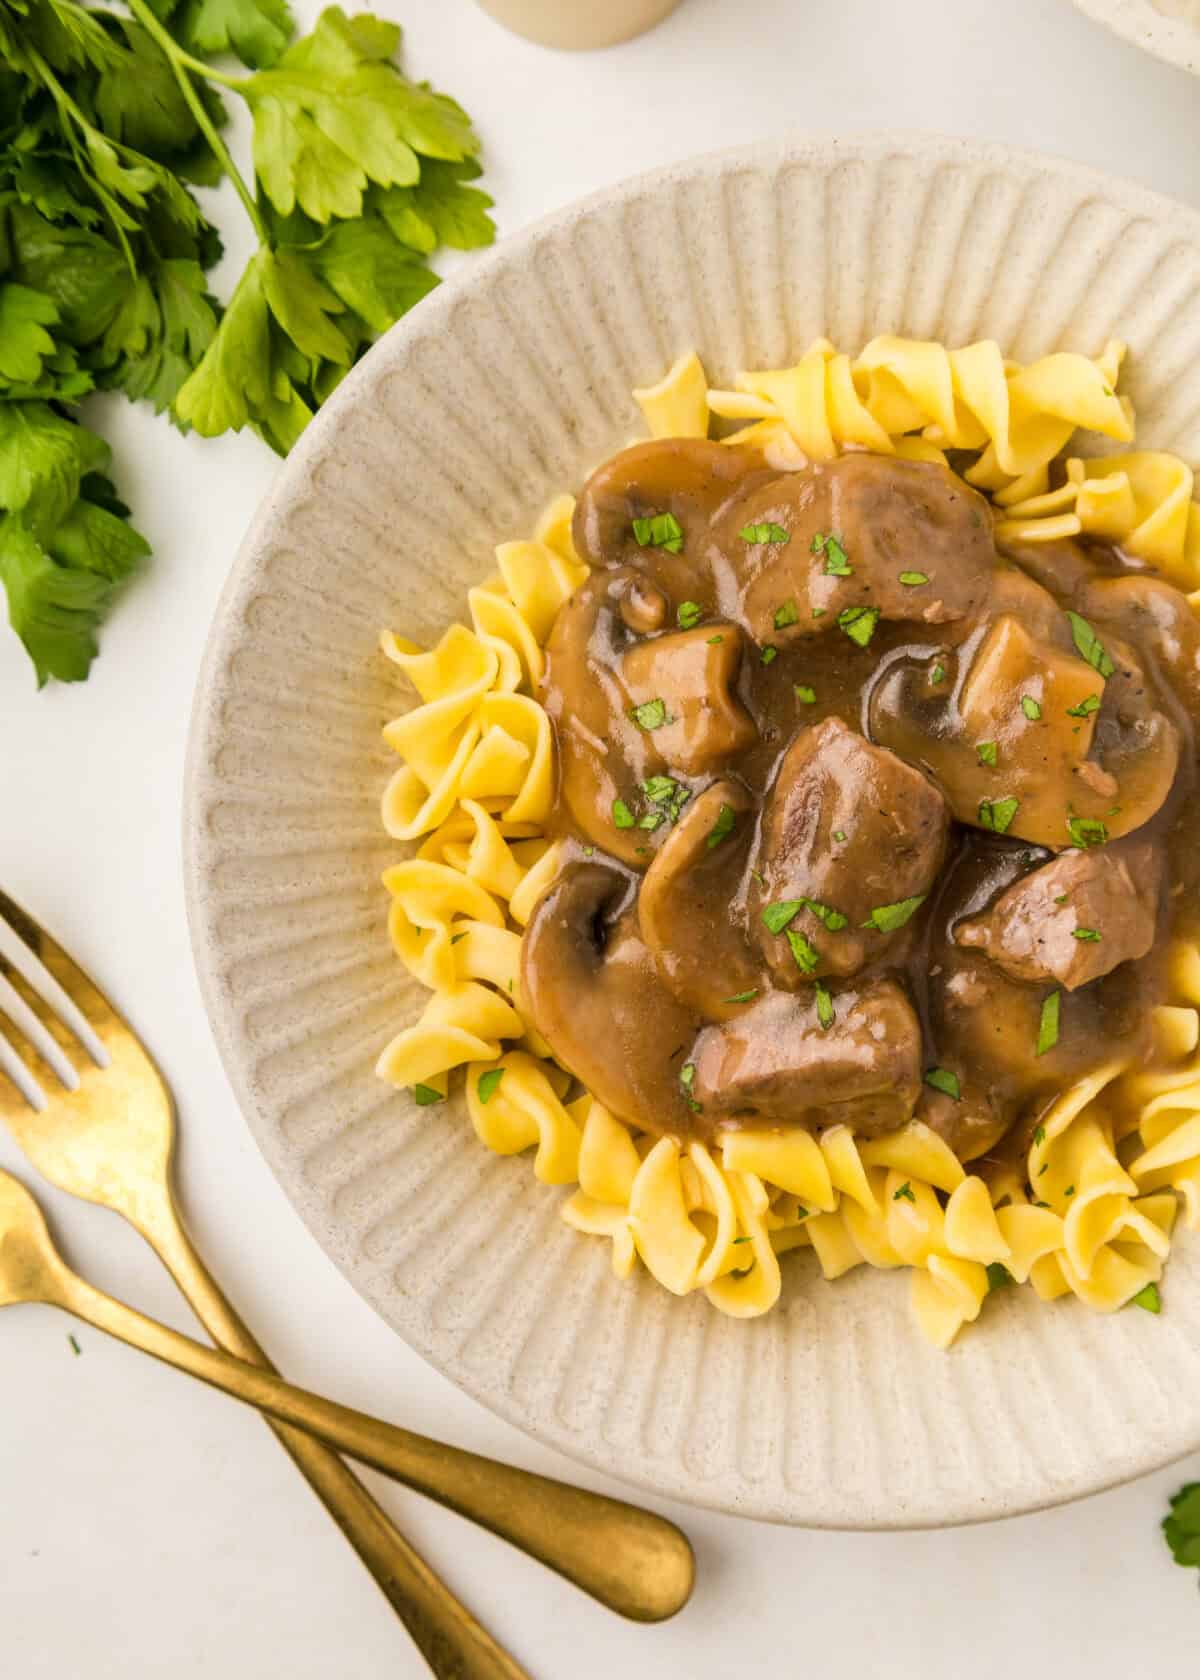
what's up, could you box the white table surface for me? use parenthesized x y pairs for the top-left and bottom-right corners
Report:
(4, 0), (1200, 1673)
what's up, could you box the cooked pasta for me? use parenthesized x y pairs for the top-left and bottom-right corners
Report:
(376, 336), (1200, 1347)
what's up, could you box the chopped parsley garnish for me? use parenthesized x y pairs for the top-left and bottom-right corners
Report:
(641, 776), (691, 825)
(861, 894), (927, 933)
(1035, 991), (1061, 1057)
(1067, 815), (1108, 849)
(706, 802), (737, 848)
(582, 845), (596, 857)
(925, 1067), (961, 1100)
(812, 607), (827, 619)
(677, 600), (702, 629)
(679, 1063), (696, 1090)
(893, 1181), (916, 1204)
(811, 532), (828, 554)
(1063, 1184), (1076, 1199)
(741, 522), (790, 545)
(707, 634), (724, 645)
(643, 774), (678, 803)
(1021, 696), (1042, 721)
(732, 1235), (752, 1244)
(786, 927), (821, 974)
(750, 868), (766, 888)
(832, 829), (847, 842)
(632, 511), (683, 554)
(986, 1263), (1015, 1292)
(68, 1333), (82, 1356)
(1053, 894), (1068, 905)
(762, 900), (802, 935)
(802, 897), (849, 932)
(814, 979), (835, 1031)
(760, 646), (778, 665)
(1067, 694), (1101, 718)
(837, 605), (880, 648)
(1032, 1124), (1046, 1147)
(1132, 1282), (1161, 1314)
(723, 989), (759, 1004)
(1163, 1483), (1200, 1568)
(1066, 611), (1115, 678)
(450, 932), (468, 946)
(631, 698), (670, 731)
(773, 598), (800, 629)
(612, 798), (635, 829)
(794, 684), (817, 704)
(1072, 927), (1102, 942)
(930, 662), (946, 684)
(413, 1084), (446, 1107)
(823, 535), (852, 575)
(638, 811), (663, 830)
(477, 1068), (505, 1105)
(978, 796), (1020, 834)
(899, 570), (929, 587)
(977, 740), (999, 767)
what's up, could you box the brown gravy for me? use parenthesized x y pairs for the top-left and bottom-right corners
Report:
(521, 440), (1200, 1164)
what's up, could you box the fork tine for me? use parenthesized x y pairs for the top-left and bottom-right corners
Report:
(0, 1020), (47, 1110)
(0, 895), (109, 1068)
(0, 969), (80, 1092)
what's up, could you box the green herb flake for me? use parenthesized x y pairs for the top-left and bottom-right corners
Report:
(582, 845), (596, 857)
(1067, 694), (1102, 719)
(786, 927), (821, 975)
(638, 811), (663, 831)
(1162, 1483), (1200, 1569)
(1067, 815), (1109, 849)
(706, 802), (737, 849)
(924, 1067), (961, 1100)
(801, 898), (849, 932)
(679, 1062), (696, 1090)
(612, 798), (635, 829)
(1036, 991), (1061, 1058)
(930, 662), (947, 685)
(450, 932), (468, 947)
(1072, 927), (1102, 942)
(832, 829), (847, 843)
(1053, 894), (1068, 906)
(1066, 611), (1115, 679)
(414, 1083), (446, 1107)
(823, 535), (852, 576)
(773, 598), (800, 629)
(1021, 696), (1042, 721)
(862, 894), (927, 934)
(631, 698), (670, 731)
(837, 605), (880, 648)
(986, 1263), (1015, 1292)
(899, 570), (929, 587)
(741, 522), (790, 545)
(811, 532), (828, 554)
(732, 1235), (752, 1244)
(814, 979), (835, 1031)
(762, 899), (802, 935)
(977, 741), (999, 768)
(477, 1068), (505, 1104)
(677, 600), (702, 629)
(708, 632), (726, 644)
(1063, 1184), (1076, 1199)
(68, 1333), (82, 1356)
(893, 1181), (916, 1204)
(760, 645), (778, 665)
(812, 607), (827, 619)
(794, 684), (817, 704)
(1132, 1282), (1162, 1314)
(1033, 1125), (1047, 1148)
(722, 989), (759, 1004)
(643, 775), (676, 803)
(631, 511), (683, 554)
(978, 796), (1020, 834)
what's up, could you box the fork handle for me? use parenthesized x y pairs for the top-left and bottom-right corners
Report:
(139, 1199), (530, 1680)
(58, 1268), (694, 1624)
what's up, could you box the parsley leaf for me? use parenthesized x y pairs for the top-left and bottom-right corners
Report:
(861, 895), (926, 933)
(930, 662), (946, 684)
(978, 796), (1019, 834)
(740, 521), (789, 544)
(760, 645), (778, 664)
(814, 978), (834, 1030)
(630, 698), (670, 731)
(773, 598), (799, 629)
(794, 683), (816, 704)
(837, 605), (879, 647)
(174, 0), (296, 70)
(801, 897), (848, 932)
(898, 570), (928, 586)
(1072, 927), (1102, 942)
(631, 511), (683, 554)
(1162, 1483), (1200, 1569)
(1132, 1282), (1161, 1314)
(1035, 991), (1061, 1057)
(706, 802), (736, 849)
(924, 1067), (961, 1100)
(893, 1181), (916, 1204)
(762, 900), (802, 935)
(413, 1082), (444, 1106)
(1067, 815), (1108, 848)
(1021, 695), (1042, 721)
(1066, 610), (1115, 679)
(612, 798), (634, 829)
(786, 927), (821, 974)
(676, 600), (701, 629)
(823, 534), (852, 575)
(977, 740), (998, 767)
(723, 989), (759, 1004)
(477, 1067), (505, 1104)
(1067, 694), (1101, 718)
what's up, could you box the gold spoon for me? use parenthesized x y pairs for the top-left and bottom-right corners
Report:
(0, 891), (694, 1640)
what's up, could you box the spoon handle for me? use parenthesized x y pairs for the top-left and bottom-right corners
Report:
(139, 1195), (531, 1680)
(62, 1269), (694, 1623)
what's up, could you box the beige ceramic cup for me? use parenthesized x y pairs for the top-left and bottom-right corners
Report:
(475, 0), (684, 49)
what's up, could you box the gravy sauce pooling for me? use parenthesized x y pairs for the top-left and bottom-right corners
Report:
(522, 440), (1200, 1164)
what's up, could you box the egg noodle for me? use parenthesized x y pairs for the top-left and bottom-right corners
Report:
(375, 337), (1200, 1347)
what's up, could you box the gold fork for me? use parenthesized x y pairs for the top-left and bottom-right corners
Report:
(0, 891), (694, 1647)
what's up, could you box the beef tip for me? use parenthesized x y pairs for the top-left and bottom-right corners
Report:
(620, 623), (757, 775)
(750, 717), (950, 980)
(955, 836), (1164, 991)
(710, 454), (994, 644)
(691, 979), (922, 1136)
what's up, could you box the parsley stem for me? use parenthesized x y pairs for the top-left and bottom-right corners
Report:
(124, 0), (267, 243)
(21, 45), (136, 268)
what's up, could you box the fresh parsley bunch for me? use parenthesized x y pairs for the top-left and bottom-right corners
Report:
(0, 0), (495, 684)
(1163, 1482), (1200, 1571)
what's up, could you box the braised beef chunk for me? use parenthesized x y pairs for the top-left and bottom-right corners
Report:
(955, 836), (1164, 991)
(751, 717), (949, 980)
(521, 860), (700, 1136)
(691, 979), (922, 1135)
(712, 454), (994, 644)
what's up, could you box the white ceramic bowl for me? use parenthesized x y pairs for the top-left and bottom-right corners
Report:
(1072, 0), (1200, 73)
(185, 134), (1200, 1528)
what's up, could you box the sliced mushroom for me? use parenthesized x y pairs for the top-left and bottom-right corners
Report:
(638, 781), (764, 1017)
(521, 858), (701, 1135)
(621, 624), (757, 776)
